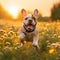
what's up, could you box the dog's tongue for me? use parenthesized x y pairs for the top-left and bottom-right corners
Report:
(28, 26), (33, 30)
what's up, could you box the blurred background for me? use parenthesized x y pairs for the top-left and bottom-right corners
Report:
(0, 0), (60, 21)
(0, 0), (60, 60)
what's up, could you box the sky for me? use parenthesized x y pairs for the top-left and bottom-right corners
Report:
(0, 0), (60, 17)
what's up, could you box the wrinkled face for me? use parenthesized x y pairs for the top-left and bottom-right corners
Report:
(23, 14), (37, 31)
(21, 9), (38, 32)
(24, 14), (36, 26)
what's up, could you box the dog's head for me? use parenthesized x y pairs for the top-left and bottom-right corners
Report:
(21, 9), (39, 32)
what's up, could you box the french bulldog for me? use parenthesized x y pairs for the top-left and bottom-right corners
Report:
(19, 9), (39, 50)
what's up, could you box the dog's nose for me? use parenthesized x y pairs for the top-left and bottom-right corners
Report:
(29, 20), (32, 23)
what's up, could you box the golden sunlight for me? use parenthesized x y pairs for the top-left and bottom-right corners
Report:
(7, 5), (19, 19)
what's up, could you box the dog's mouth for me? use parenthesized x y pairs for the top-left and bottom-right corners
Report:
(27, 25), (34, 30)
(24, 24), (36, 32)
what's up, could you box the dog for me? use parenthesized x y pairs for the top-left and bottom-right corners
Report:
(19, 9), (39, 51)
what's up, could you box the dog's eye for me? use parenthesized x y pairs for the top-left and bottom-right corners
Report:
(32, 17), (36, 20)
(25, 18), (28, 20)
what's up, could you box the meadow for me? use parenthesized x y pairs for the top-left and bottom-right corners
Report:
(0, 19), (60, 60)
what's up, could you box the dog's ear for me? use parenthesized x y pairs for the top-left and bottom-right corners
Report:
(21, 9), (26, 18)
(33, 9), (39, 19)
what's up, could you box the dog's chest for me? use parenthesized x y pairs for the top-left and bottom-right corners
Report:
(24, 32), (34, 41)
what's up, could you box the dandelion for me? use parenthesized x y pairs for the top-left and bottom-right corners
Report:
(54, 34), (57, 36)
(4, 42), (13, 51)
(0, 37), (3, 44)
(3, 46), (13, 52)
(0, 29), (6, 34)
(50, 43), (59, 48)
(49, 48), (55, 54)
(0, 29), (5, 32)
(4, 33), (8, 37)
(8, 31), (14, 35)
(56, 42), (60, 47)
(14, 47), (17, 50)
(42, 32), (45, 35)
(8, 31), (16, 39)
(46, 23), (50, 26)
(46, 40), (50, 43)
(58, 35), (60, 38)
(44, 27), (48, 31)
(47, 42), (51, 45)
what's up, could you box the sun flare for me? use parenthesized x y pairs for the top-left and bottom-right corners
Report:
(7, 5), (19, 19)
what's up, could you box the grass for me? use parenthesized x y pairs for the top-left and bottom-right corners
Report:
(0, 20), (60, 60)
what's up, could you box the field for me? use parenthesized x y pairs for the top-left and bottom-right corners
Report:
(0, 19), (60, 60)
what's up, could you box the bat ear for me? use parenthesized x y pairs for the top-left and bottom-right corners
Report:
(33, 9), (39, 19)
(21, 9), (27, 18)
